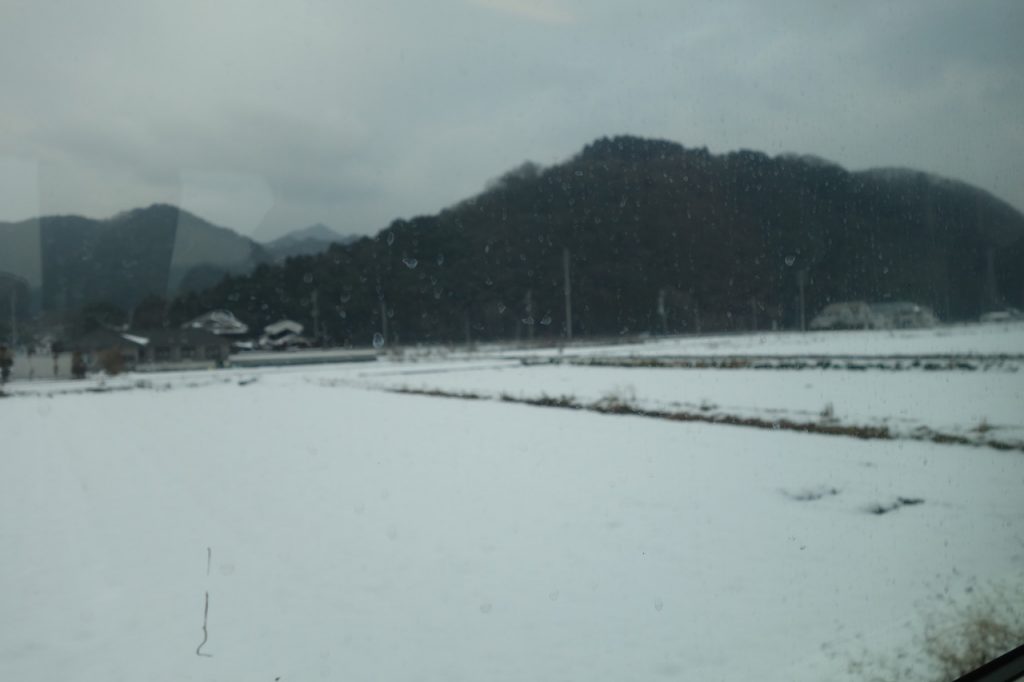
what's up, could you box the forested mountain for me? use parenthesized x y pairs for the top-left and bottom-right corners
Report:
(7, 137), (1019, 346)
(168, 136), (1024, 346)
(0, 204), (269, 315)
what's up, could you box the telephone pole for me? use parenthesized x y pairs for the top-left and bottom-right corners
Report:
(797, 270), (807, 332)
(563, 248), (573, 340)
(311, 289), (320, 346)
(525, 289), (534, 342)
(657, 289), (667, 335)
(9, 286), (17, 348)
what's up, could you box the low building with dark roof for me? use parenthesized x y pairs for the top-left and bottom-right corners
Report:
(75, 327), (233, 371)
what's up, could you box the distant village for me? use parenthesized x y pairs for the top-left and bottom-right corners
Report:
(2, 309), (375, 382)
(5, 297), (1020, 384)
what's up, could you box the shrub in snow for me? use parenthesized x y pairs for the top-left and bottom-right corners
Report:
(849, 580), (1024, 681)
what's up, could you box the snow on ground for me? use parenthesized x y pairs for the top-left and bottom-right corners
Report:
(424, 321), (1024, 361)
(2, 324), (1023, 681)
(353, 363), (1024, 446)
(596, 321), (1024, 358)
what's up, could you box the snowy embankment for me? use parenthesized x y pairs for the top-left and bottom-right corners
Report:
(1, 323), (1022, 681)
(507, 321), (1024, 359)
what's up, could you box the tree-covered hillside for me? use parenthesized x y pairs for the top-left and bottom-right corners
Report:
(156, 135), (1023, 345)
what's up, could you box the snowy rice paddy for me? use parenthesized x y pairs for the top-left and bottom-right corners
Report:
(2, 323), (1023, 681)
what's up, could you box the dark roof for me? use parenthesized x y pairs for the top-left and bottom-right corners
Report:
(140, 328), (231, 347)
(76, 328), (134, 351)
(76, 327), (232, 351)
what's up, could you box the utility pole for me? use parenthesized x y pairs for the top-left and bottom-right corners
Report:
(563, 248), (573, 340)
(10, 286), (17, 348)
(984, 247), (998, 310)
(657, 289), (667, 335)
(797, 270), (807, 332)
(525, 289), (534, 342)
(311, 289), (320, 346)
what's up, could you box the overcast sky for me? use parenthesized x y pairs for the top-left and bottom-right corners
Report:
(1, 0), (1022, 241)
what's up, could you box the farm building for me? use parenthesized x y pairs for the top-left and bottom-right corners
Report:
(181, 309), (250, 337)
(259, 319), (311, 349)
(809, 302), (876, 330)
(75, 328), (233, 371)
(810, 301), (939, 330)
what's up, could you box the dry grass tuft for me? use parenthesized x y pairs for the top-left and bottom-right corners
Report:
(849, 580), (1024, 681)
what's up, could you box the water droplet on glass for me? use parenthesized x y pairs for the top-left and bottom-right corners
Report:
(654, 599), (664, 612)
(484, 244), (491, 254)
(387, 308), (394, 318)
(340, 292), (351, 303)
(372, 333), (384, 348)
(785, 255), (796, 266)
(303, 273), (314, 284)
(497, 303), (507, 313)
(479, 603), (493, 614)
(386, 232), (395, 246)
(338, 309), (347, 319)
(540, 314), (552, 326)
(522, 316), (535, 325)
(403, 257), (418, 269)
(548, 590), (560, 601)
(436, 253), (444, 266)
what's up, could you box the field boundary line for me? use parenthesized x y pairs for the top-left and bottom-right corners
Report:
(384, 386), (1024, 453)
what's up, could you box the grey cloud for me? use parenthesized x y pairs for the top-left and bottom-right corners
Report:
(1, 0), (1021, 240)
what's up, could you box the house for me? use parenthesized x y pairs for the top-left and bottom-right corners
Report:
(182, 309), (250, 336)
(980, 308), (1022, 323)
(868, 302), (939, 329)
(259, 319), (311, 349)
(810, 301), (939, 330)
(75, 327), (233, 371)
(809, 301), (875, 330)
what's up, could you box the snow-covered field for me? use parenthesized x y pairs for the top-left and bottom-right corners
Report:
(2, 323), (1023, 681)
(500, 321), (1024, 358)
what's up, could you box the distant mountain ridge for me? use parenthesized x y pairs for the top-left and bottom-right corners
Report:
(0, 203), (270, 314)
(5, 136), (1023, 343)
(263, 223), (356, 261)
(168, 135), (1024, 346)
